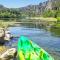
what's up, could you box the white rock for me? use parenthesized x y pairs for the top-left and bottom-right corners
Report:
(0, 48), (17, 60)
(4, 30), (11, 41)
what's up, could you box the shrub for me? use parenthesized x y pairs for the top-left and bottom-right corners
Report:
(56, 17), (60, 22)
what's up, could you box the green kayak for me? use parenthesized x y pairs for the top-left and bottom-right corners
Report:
(17, 36), (54, 60)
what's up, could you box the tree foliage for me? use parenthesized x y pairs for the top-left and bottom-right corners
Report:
(43, 9), (60, 18)
(0, 8), (22, 18)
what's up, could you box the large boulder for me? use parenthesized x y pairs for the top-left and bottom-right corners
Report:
(4, 30), (11, 41)
(0, 28), (12, 44)
(0, 48), (17, 60)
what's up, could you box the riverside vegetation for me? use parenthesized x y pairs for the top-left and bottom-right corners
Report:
(0, 0), (60, 28)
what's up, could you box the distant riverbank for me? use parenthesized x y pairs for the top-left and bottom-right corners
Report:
(30, 17), (57, 21)
(29, 17), (60, 28)
(0, 17), (60, 28)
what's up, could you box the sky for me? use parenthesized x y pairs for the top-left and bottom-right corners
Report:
(0, 0), (47, 8)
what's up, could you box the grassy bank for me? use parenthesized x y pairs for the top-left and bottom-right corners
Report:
(53, 23), (60, 28)
(0, 20), (16, 29)
(30, 17), (57, 21)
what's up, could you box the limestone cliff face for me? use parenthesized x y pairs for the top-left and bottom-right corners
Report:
(45, 0), (60, 10)
(18, 0), (60, 16)
(51, 0), (60, 10)
(45, 0), (52, 10)
(38, 0), (60, 14)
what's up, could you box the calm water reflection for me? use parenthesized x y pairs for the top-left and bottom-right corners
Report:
(5, 26), (60, 60)
(50, 27), (60, 37)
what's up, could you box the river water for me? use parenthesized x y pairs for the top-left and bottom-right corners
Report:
(5, 26), (60, 60)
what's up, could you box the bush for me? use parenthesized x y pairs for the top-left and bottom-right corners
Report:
(43, 10), (60, 18)
(43, 10), (55, 17)
(56, 17), (60, 22)
(56, 10), (60, 17)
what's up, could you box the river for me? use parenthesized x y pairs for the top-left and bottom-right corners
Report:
(4, 25), (60, 60)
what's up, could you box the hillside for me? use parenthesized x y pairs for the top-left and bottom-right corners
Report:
(0, 0), (60, 18)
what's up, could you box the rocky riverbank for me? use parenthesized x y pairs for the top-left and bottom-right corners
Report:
(0, 45), (17, 60)
(0, 27), (17, 60)
(0, 27), (12, 44)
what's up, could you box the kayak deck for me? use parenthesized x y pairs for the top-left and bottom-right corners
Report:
(17, 36), (54, 60)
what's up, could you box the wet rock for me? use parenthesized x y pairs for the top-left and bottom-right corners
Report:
(4, 30), (11, 41)
(0, 48), (17, 60)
